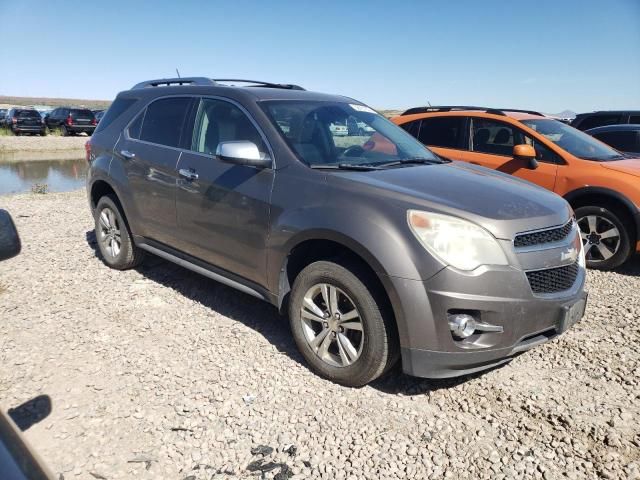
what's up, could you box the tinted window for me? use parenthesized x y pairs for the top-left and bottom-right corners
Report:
(95, 98), (136, 132)
(400, 120), (420, 137)
(192, 99), (267, 155)
(471, 118), (519, 156)
(418, 117), (465, 149)
(630, 115), (640, 124)
(139, 97), (191, 147)
(593, 131), (639, 152)
(576, 114), (623, 131)
(70, 109), (94, 119)
(16, 110), (41, 118)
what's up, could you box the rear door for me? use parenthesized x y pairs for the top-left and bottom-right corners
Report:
(174, 97), (274, 286)
(463, 117), (558, 191)
(115, 96), (194, 244)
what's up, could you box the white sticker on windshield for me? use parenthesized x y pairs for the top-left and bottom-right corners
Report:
(350, 104), (378, 114)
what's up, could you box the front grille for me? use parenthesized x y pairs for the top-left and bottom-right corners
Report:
(526, 262), (579, 294)
(514, 221), (573, 248)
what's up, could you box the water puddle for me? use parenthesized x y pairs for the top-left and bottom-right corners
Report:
(0, 158), (87, 194)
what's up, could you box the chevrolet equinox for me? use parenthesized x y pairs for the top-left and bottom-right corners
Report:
(86, 78), (587, 386)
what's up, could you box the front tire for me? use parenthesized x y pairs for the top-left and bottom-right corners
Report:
(288, 261), (398, 387)
(575, 205), (632, 270)
(94, 195), (144, 270)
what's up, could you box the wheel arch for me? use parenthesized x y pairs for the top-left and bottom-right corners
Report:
(276, 233), (406, 347)
(564, 186), (639, 244)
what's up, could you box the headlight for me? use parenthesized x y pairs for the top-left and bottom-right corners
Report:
(407, 210), (508, 271)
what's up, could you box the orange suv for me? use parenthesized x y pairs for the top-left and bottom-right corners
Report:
(392, 106), (640, 270)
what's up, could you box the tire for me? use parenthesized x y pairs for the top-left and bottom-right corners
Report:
(61, 125), (69, 136)
(40, 130), (47, 137)
(575, 205), (632, 270)
(288, 260), (398, 387)
(94, 195), (144, 270)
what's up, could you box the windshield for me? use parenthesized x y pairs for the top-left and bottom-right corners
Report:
(521, 119), (624, 161)
(262, 101), (439, 167)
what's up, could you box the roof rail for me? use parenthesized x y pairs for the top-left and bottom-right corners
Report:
(131, 77), (216, 89)
(213, 79), (305, 91)
(401, 106), (544, 117)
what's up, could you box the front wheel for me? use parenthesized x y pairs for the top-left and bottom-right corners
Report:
(94, 195), (144, 270)
(288, 261), (398, 387)
(575, 205), (632, 270)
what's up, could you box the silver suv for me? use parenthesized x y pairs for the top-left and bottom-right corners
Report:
(86, 77), (587, 386)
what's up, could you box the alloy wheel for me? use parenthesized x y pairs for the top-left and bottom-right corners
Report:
(98, 207), (122, 259)
(578, 215), (621, 263)
(300, 283), (364, 367)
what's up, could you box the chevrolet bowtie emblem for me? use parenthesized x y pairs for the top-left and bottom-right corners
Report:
(561, 247), (578, 263)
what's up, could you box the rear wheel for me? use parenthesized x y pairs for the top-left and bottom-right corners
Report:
(61, 125), (69, 136)
(575, 205), (632, 270)
(288, 261), (398, 387)
(94, 195), (144, 270)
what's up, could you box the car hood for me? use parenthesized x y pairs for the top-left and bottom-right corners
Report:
(336, 161), (572, 240)
(600, 158), (640, 177)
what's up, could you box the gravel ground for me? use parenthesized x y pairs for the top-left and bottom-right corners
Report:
(1, 190), (639, 480)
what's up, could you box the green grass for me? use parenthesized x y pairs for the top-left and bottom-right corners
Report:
(0, 95), (111, 110)
(0, 128), (13, 136)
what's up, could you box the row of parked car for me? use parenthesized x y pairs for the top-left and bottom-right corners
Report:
(0, 107), (105, 136)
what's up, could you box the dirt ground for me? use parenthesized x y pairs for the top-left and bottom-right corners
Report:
(0, 190), (639, 479)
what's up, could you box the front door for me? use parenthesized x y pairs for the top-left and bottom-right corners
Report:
(175, 97), (274, 287)
(462, 117), (559, 191)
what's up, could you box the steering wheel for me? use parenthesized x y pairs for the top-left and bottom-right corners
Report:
(343, 145), (365, 157)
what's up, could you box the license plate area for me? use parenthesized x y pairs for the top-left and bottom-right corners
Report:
(559, 296), (587, 333)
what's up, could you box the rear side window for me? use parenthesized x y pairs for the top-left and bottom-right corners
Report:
(400, 120), (420, 137)
(139, 97), (191, 148)
(576, 114), (623, 131)
(95, 98), (136, 132)
(593, 131), (639, 152)
(418, 117), (466, 149)
(630, 115), (640, 124)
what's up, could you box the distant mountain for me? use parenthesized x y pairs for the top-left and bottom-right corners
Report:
(547, 110), (576, 119)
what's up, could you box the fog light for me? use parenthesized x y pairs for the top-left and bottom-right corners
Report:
(448, 313), (477, 339)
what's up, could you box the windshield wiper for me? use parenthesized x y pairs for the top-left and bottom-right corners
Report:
(374, 157), (445, 168)
(309, 163), (382, 171)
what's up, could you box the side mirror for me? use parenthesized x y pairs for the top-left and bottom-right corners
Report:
(513, 144), (539, 170)
(216, 141), (272, 169)
(0, 209), (21, 261)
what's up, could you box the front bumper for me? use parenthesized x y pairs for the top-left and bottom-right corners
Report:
(389, 261), (587, 379)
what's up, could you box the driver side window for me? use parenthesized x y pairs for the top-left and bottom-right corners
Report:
(191, 98), (267, 156)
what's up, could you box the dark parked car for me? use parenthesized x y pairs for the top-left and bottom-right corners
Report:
(571, 110), (640, 131)
(0, 108), (8, 127)
(95, 110), (105, 124)
(86, 77), (586, 386)
(5, 108), (46, 136)
(586, 124), (640, 155)
(45, 107), (97, 136)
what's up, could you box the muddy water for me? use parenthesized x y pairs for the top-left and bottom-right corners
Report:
(0, 158), (87, 194)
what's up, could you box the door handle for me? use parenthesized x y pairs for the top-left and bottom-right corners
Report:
(120, 150), (135, 160)
(178, 168), (199, 181)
